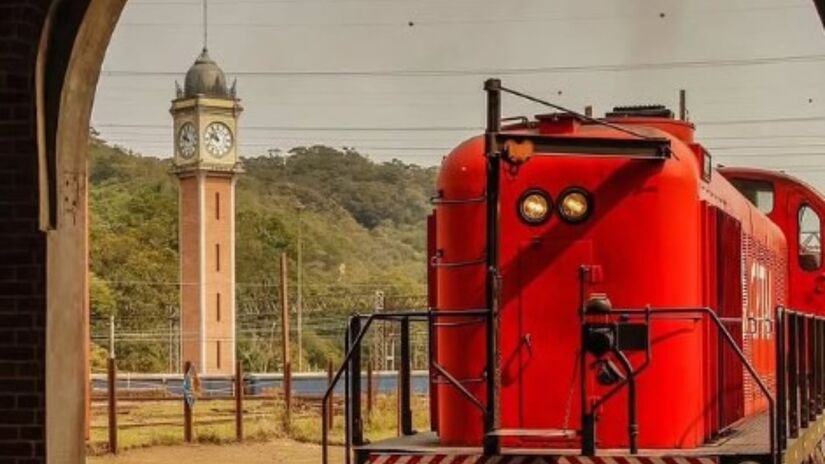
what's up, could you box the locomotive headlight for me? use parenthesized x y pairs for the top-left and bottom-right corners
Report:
(518, 190), (551, 225)
(558, 188), (592, 223)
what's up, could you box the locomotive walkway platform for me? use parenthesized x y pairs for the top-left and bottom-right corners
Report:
(357, 412), (771, 460)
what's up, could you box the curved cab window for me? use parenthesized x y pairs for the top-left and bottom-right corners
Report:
(799, 205), (822, 271)
(730, 179), (774, 215)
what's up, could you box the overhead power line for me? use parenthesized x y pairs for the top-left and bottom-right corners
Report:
(120, 4), (812, 28)
(94, 123), (481, 132)
(700, 115), (825, 126)
(92, 113), (825, 132)
(100, 54), (825, 78)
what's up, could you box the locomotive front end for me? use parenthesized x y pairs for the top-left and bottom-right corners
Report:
(434, 105), (710, 450)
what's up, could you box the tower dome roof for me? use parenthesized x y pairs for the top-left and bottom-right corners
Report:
(184, 49), (229, 98)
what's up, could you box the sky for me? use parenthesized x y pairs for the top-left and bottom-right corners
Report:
(91, 0), (825, 188)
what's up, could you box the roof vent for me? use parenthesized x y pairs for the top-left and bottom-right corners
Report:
(606, 105), (674, 119)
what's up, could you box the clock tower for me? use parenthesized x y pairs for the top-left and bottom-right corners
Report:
(171, 47), (242, 375)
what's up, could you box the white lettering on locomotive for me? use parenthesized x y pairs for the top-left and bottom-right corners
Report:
(749, 261), (773, 339)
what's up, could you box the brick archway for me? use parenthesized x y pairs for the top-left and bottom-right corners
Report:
(45, 3), (127, 463)
(0, 1), (125, 462)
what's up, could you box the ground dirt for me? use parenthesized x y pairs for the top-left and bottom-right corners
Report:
(86, 440), (343, 464)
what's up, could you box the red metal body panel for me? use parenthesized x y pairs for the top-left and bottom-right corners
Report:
(433, 115), (789, 451)
(719, 168), (824, 316)
(435, 137), (489, 444)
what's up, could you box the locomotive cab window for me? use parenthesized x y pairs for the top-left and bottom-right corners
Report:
(799, 205), (822, 271)
(730, 179), (774, 215)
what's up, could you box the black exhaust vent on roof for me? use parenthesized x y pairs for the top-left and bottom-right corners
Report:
(606, 105), (674, 119)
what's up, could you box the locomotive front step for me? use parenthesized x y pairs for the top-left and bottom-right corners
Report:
(486, 428), (577, 439)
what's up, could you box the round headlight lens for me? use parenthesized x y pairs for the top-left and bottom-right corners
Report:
(559, 189), (591, 223)
(519, 191), (551, 224)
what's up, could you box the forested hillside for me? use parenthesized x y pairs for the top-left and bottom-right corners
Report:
(89, 138), (437, 373)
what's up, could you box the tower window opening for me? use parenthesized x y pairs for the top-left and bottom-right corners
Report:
(217, 341), (222, 370)
(216, 192), (221, 220)
(216, 293), (221, 322)
(216, 243), (221, 271)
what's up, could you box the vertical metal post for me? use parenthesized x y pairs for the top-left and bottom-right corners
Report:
(679, 89), (687, 121)
(296, 204), (304, 372)
(789, 314), (800, 438)
(582, 412), (596, 457)
(428, 311), (439, 432)
(400, 318), (413, 435)
(613, 351), (638, 455)
(483, 77), (502, 456)
(184, 361), (194, 443)
(579, 268), (595, 456)
(350, 317), (363, 447)
(817, 319), (822, 413)
(343, 327), (351, 464)
(796, 315), (811, 428)
(327, 360), (335, 429)
(235, 362), (244, 442)
(109, 315), (116, 359)
(818, 319), (824, 413)
(107, 357), (118, 454)
(426, 215), (440, 433)
(367, 361), (374, 417)
(168, 311), (175, 372)
(776, 307), (787, 450)
(280, 253), (292, 427)
(812, 317), (820, 419)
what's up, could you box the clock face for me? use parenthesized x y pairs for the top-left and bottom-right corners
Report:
(177, 123), (198, 159)
(204, 122), (234, 158)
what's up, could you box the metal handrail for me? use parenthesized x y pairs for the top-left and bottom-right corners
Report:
(430, 193), (487, 206)
(607, 307), (777, 463)
(776, 306), (825, 462)
(320, 308), (491, 464)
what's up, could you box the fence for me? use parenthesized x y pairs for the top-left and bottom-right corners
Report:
(90, 285), (428, 375)
(92, 359), (429, 454)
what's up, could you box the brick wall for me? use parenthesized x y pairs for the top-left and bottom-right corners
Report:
(0, 2), (52, 462)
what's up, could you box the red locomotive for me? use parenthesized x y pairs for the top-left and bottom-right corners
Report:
(321, 80), (825, 464)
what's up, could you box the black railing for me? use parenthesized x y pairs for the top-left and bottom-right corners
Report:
(775, 306), (825, 462)
(584, 307), (777, 463)
(320, 309), (491, 464)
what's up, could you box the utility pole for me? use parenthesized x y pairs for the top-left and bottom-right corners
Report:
(280, 253), (292, 425)
(109, 314), (116, 358)
(168, 306), (175, 373)
(296, 203), (304, 372)
(679, 89), (688, 121)
(107, 314), (117, 454)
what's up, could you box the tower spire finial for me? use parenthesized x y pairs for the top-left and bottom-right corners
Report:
(202, 0), (208, 52)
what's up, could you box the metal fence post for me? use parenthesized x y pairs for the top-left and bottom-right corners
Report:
(107, 357), (118, 454)
(325, 360), (333, 430)
(235, 362), (244, 442)
(184, 361), (193, 443)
